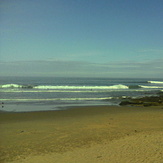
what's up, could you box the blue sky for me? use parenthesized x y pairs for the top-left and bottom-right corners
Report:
(0, 0), (163, 78)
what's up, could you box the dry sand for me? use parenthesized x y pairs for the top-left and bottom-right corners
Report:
(0, 105), (163, 163)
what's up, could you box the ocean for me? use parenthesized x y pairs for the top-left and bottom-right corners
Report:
(0, 77), (163, 112)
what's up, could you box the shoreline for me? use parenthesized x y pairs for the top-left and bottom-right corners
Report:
(0, 105), (163, 163)
(1, 92), (163, 113)
(0, 102), (120, 113)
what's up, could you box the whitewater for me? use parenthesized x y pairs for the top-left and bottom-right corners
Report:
(0, 77), (163, 112)
(1, 84), (129, 90)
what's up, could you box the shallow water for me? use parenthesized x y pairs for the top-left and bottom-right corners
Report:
(0, 77), (163, 111)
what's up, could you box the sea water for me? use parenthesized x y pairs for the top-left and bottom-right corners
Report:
(0, 77), (163, 112)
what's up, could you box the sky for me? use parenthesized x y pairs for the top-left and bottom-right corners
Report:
(0, 0), (163, 78)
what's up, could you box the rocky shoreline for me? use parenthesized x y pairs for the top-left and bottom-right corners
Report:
(119, 92), (163, 107)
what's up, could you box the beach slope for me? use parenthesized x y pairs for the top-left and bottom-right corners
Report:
(0, 106), (163, 163)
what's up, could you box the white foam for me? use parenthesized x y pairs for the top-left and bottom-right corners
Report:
(148, 81), (163, 84)
(140, 85), (163, 89)
(0, 97), (113, 101)
(1, 84), (20, 88)
(34, 84), (128, 90)
(0, 84), (128, 90)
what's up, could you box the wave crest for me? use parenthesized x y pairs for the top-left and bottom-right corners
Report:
(0, 84), (34, 89)
(1, 84), (20, 88)
(0, 84), (129, 90)
(139, 85), (163, 89)
(34, 84), (128, 90)
(148, 81), (163, 84)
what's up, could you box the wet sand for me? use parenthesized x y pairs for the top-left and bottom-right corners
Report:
(0, 105), (163, 163)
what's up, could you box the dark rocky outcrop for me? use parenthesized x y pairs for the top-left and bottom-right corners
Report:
(119, 93), (163, 107)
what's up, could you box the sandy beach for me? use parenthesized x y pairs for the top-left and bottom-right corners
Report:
(0, 105), (163, 163)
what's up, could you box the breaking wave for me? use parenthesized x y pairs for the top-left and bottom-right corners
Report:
(34, 84), (129, 90)
(1, 84), (20, 88)
(0, 84), (129, 90)
(139, 85), (163, 89)
(1, 83), (163, 91)
(148, 81), (163, 84)
(1, 84), (35, 89)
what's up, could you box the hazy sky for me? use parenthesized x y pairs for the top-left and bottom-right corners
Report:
(0, 0), (163, 78)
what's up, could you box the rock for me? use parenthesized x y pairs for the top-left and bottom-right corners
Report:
(119, 95), (163, 106)
(119, 101), (132, 106)
(119, 100), (143, 106)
